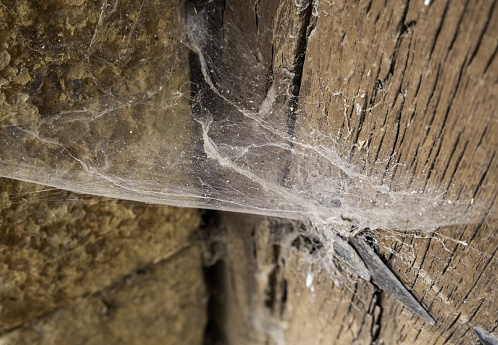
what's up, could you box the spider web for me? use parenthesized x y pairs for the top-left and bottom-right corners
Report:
(0, 0), (486, 232)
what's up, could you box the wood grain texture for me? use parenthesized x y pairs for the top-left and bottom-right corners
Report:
(296, 0), (497, 343)
(212, 213), (383, 345)
(210, 0), (497, 344)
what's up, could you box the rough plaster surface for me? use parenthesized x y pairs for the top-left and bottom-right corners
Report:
(0, 177), (202, 334)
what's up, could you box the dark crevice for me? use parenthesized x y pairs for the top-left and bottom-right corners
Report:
(380, 1), (410, 86)
(399, 20), (416, 38)
(414, 73), (422, 99)
(422, 63), (441, 141)
(445, 312), (461, 332)
(189, 48), (212, 198)
(353, 305), (370, 344)
(467, 0), (496, 67)
(394, 27), (414, 98)
(421, 126), (444, 193)
(438, 130), (462, 184)
(472, 152), (495, 200)
(438, 239), (460, 277)
(385, 40), (414, 182)
(264, 244), (288, 319)
(374, 12), (380, 26)
(396, 0), (410, 39)
(380, 95), (405, 185)
(203, 259), (228, 345)
(483, 43), (497, 75)
(346, 281), (358, 316)
(279, 278), (288, 317)
(445, 1), (468, 61)
(444, 138), (467, 191)
(428, 0), (449, 60)
(466, 221), (483, 248)
(351, 93), (368, 152)
(413, 328), (423, 342)
(475, 121), (490, 152)
(422, 76), (442, 145)
(265, 245), (281, 309)
(438, 226), (468, 278)
(254, 1), (259, 31)
(365, 0), (373, 14)
(200, 211), (228, 345)
(467, 299), (486, 323)
(251, 226), (258, 260)
(336, 324), (346, 341)
(369, 289), (383, 344)
(409, 237), (433, 289)
(372, 123), (387, 166)
(388, 147), (402, 183)
(265, 45), (275, 96)
(279, 0), (314, 184)
(461, 241), (498, 303)
(369, 79), (384, 108)
(187, 0), (227, 203)
(441, 330), (458, 344)
(289, 0), (314, 105)
(375, 1), (412, 179)
(186, 0), (226, 91)
(435, 55), (467, 143)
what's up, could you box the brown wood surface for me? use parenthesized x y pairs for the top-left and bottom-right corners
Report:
(297, 0), (497, 343)
(205, 0), (498, 344)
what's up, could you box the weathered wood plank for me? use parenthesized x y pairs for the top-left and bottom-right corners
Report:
(213, 212), (382, 345)
(295, 0), (497, 343)
(208, 0), (497, 344)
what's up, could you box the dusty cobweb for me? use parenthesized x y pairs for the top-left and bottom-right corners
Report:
(0, 0), (486, 233)
(0, 1), (494, 331)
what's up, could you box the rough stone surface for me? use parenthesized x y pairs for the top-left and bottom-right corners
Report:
(0, 177), (202, 334)
(0, 245), (207, 345)
(0, 0), (206, 341)
(0, 0), (194, 202)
